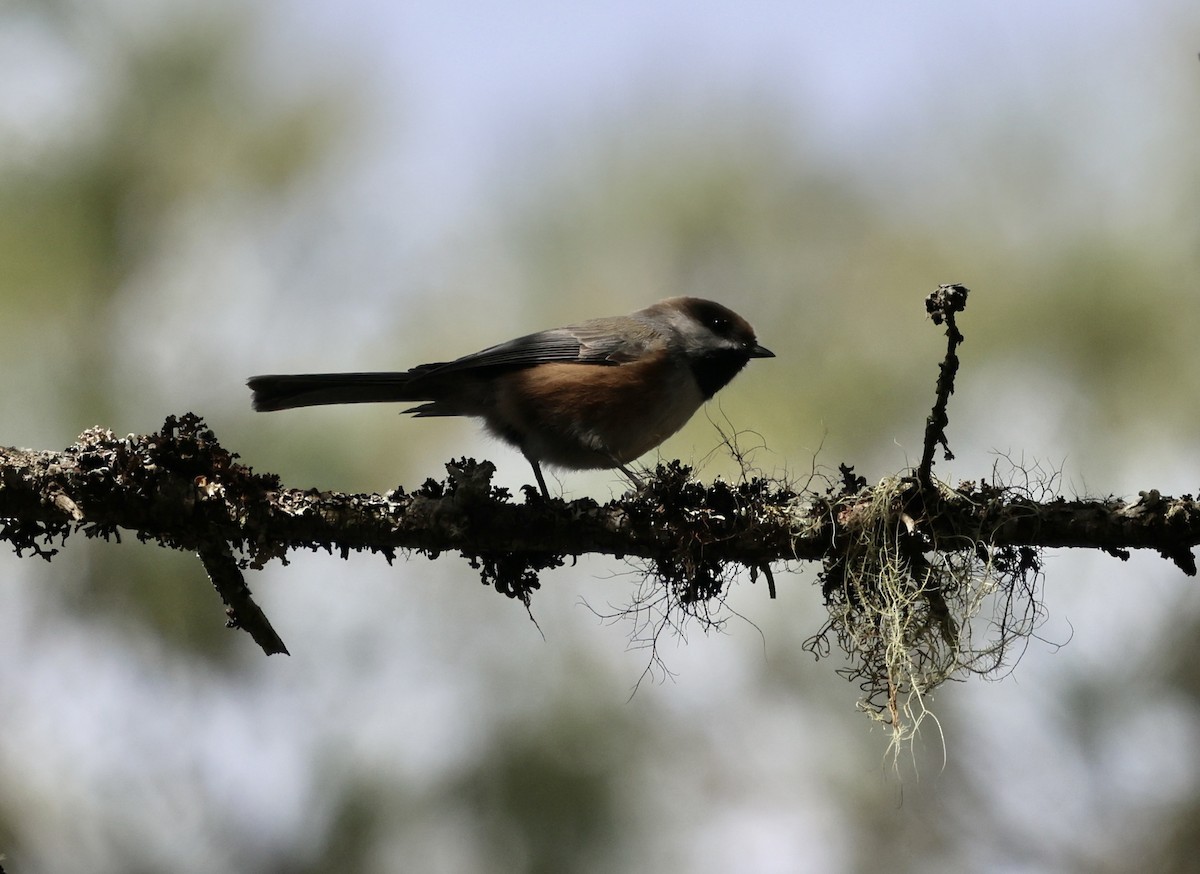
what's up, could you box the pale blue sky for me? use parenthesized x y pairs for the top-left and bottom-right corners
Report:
(266, 0), (1189, 232)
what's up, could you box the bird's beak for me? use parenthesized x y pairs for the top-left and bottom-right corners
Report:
(749, 343), (775, 358)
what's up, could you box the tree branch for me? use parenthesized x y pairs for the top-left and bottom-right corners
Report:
(2, 288), (1197, 735)
(197, 539), (289, 656)
(919, 283), (969, 487)
(2, 418), (1197, 624)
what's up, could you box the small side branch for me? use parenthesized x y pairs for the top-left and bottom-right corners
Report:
(919, 284), (970, 487)
(197, 540), (289, 656)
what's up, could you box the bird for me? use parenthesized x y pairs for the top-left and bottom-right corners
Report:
(248, 296), (773, 498)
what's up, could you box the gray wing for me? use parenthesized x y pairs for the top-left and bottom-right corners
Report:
(416, 319), (658, 377)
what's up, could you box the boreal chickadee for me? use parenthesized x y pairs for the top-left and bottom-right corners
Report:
(249, 297), (773, 497)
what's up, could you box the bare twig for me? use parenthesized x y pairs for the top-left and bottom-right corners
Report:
(198, 539), (289, 655)
(918, 283), (970, 487)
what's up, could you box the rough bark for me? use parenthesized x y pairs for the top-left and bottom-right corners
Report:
(2, 287), (1196, 672)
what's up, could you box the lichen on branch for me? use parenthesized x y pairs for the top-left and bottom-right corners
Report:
(2, 289), (1199, 738)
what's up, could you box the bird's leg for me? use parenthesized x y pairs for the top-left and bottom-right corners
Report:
(528, 458), (551, 499)
(618, 463), (645, 490)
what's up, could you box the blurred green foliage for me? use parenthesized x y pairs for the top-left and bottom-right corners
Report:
(0, 4), (347, 654)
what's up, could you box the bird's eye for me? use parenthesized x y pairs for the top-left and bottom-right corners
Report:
(706, 316), (730, 332)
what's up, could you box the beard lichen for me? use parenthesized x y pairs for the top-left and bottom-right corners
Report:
(805, 473), (1045, 748)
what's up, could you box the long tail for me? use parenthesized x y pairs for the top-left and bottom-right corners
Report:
(248, 371), (439, 411)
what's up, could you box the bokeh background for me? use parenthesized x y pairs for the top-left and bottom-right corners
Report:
(2, 1), (1200, 871)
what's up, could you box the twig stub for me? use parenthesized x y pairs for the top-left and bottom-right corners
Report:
(918, 284), (970, 487)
